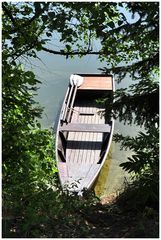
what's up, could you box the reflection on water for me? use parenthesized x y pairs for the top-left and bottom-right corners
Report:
(94, 144), (112, 196)
(94, 140), (131, 197)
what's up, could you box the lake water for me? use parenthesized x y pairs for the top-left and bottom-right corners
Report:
(29, 51), (141, 197)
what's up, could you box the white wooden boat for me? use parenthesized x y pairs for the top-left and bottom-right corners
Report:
(55, 74), (115, 193)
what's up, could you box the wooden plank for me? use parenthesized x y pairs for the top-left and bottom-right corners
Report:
(83, 104), (91, 164)
(79, 164), (101, 190)
(58, 162), (101, 191)
(93, 105), (101, 163)
(89, 104), (96, 163)
(66, 105), (79, 163)
(79, 76), (113, 90)
(65, 163), (100, 192)
(67, 162), (89, 180)
(82, 104), (90, 164)
(66, 100), (108, 165)
(95, 106), (105, 163)
(71, 103), (84, 163)
(84, 102), (93, 163)
(78, 103), (86, 163)
(60, 123), (111, 133)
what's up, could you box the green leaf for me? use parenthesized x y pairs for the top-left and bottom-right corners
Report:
(36, 122), (41, 128)
(46, 32), (52, 37)
(34, 2), (42, 15)
(48, 12), (55, 19)
(42, 15), (48, 22)
(108, 21), (115, 28)
(118, 20), (123, 26)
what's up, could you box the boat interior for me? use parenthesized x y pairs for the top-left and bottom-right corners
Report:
(58, 89), (112, 164)
(56, 75), (114, 189)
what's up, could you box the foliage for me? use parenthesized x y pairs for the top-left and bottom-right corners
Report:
(103, 3), (159, 207)
(2, 2), (49, 60)
(2, 2), (99, 238)
(3, 184), (159, 238)
(2, 2), (159, 237)
(2, 53), (58, 234)
(99, 2), (159, 129)
(3, 186), (99, 238)
(111, 78), (159, 128)
(114, 126), (159, 205)
(2, 2), (57, 237)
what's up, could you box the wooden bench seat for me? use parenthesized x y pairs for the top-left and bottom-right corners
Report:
(60, 123), (111, 133)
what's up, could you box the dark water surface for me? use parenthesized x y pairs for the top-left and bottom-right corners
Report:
(29, 51), (141, 197)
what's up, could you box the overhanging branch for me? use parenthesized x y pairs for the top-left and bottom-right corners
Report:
(42, 46), (102, 56)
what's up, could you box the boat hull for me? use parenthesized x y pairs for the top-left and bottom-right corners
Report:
(55, 74), (115, 193)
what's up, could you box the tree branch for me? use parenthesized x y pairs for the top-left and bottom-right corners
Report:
(2, 2), (49, 34)
(42, 46), (102, 56)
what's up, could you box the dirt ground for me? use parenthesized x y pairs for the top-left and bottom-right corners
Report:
(81, 194), (159, 238)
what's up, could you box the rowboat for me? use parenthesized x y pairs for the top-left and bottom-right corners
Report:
(55, 74), (115, 193)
